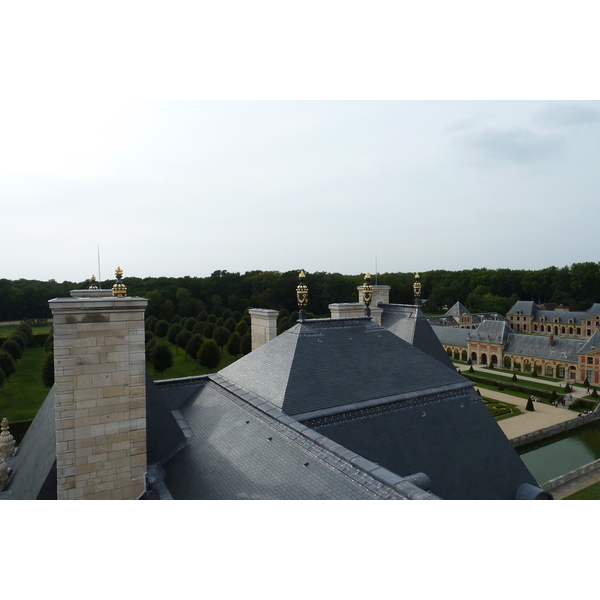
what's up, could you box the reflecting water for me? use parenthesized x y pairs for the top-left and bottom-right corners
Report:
(518, 419), (600, 484)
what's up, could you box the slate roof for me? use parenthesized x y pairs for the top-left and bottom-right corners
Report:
(445, 301), (470, 317)
(0, 387), (57, 500)
(379, 303), (455, 369)
(503, 335), (583, 363)
(467, 320), (514, 345)
(219, 317), (470, 419)
(159, 376), (437, 500)
(308, 385), (538, 500)
(576, 331), (600, 355)
(431, 326), (470, 348)
(431, 322), (586, 363)
(2, 372), (187, 500)
(507, 301), (600, 324)
(507, 301), (537, 316)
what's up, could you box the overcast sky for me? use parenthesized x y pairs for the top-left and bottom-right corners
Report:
(1, 4), (599, 283)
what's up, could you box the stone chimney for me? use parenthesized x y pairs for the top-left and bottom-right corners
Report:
(249, 309), (278, 351)
(549, 335), (554, 347)
(49, 270), (148, 500)
(357, 284), (390, 308)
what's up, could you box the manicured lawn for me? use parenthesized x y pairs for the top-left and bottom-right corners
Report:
(462, 368), (566, 394)
(0, 323), (52, 337)
(0, 338), (245, 424)
(563, 480), (600, 500)
(474, 381), (532, 402)
(148, 340), (243, 380)
(0, 346), (49, 423)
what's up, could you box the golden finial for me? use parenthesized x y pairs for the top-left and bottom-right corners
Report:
(88, 275), (99, 290)
(112, 266), (127, 298)
(413, 273), (422, 305)
(363, 273), (373, 317)
(296, 270), (308, 321)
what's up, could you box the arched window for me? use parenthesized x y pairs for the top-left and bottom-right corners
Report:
(471, 352), (478, 364)
(480, 353), (488, 365)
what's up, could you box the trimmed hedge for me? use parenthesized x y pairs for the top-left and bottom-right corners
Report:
(462, 371), (562, 403)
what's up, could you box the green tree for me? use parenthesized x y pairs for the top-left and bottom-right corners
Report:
(192, 321), (206, 336)
(146, 338), (158, 361)
(9, 332), (27, 352)
(176, 329), (194, 358)
(235, 320), (248, 337)
(167, 323), (183, 345)
(176, 287), (195, 317)
(145, 316), (158, 332)
(241, 333), (251, 355)
(154, 319), (169, 340)
(224, 317), (237, 333)
(1, 340), (22, 362)
(45, 329), (54, 353)
(151, 342), (173, 376)
(185, 335), (203, 368)
(41, 351), (55, 388)
(0, 350), (17, 381)
(213, 326), (230, 355)
(184, 317), (197, 332)
(204, 322), (216, 339)
(198, 339), (221, 370)
(227, 332), (241, 357)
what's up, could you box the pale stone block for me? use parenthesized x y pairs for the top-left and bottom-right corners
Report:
(74, 426), (91, 440)
(107, 351), (129, 364)
(75, 374), (91, 390)
(91, 372), (112, 387)
(74, 388), (99, 401)
(89, 424), (106, 437)
(88, 452), (108, 465)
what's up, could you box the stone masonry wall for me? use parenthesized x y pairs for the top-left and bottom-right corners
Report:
(249, 308), (278, 351)
(50, 297), (148, 500)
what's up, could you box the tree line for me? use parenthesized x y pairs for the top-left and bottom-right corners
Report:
(2, 261), (600, 322)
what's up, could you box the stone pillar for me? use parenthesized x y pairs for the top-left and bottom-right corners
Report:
(249, 308), (279, 351)
(357, 284), (390, 307)
(49, 295), (148, 500)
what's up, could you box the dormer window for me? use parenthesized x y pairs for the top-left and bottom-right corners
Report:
(569, 318), (574, 324)
(540, 316), (546, 322)
(554, 318), (559, 323)
(516, 310), (522, 315)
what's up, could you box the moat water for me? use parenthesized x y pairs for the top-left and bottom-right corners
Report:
(517, 418), (600, 484)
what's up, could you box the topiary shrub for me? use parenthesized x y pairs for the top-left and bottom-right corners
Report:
(592, 388), (599, 399)
(564, 383), (572, 393)
(526, 397), (535, 412)
(512, 374), (518, 382)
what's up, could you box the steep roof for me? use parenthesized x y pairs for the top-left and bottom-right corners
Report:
(309, 385), (538, 500)
(0, 388), (57, 500)
(444, 301), (470, 317)
(577, 331), (600, 355)
(219, 317), (469, 419)
(504, 334), (583, 363)
(380, 304), (455, 369)
(160, 376), (435, 500)
(507, 301), (537, 316)
(431, 325), (470, 348)
(467, 320), (514, 345)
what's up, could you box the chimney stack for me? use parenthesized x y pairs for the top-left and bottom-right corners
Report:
(49, 268), (148, 499)
(549, 335), (554, 346)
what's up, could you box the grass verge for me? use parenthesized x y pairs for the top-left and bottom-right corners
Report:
(563, 480), (600, 500)
(0, 346), (49, 422)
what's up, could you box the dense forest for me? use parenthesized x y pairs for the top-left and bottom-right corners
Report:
(1, 262), (600, 322)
